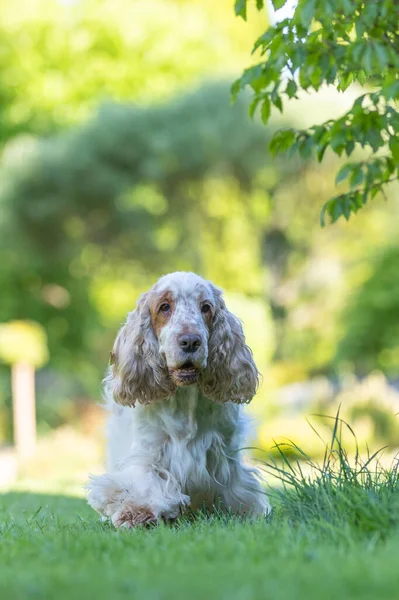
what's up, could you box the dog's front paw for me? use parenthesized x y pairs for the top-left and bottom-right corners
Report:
(160, 500), (190, 523)
(111, 504), (157, 529)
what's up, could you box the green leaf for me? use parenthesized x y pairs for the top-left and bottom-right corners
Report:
(256, 0), (265, 8)
(240, 65), (262, 88)
(261, 97), (271, 124)
(309, 66), (323, 89)
(298, 135), (314, 159)
(235, 0), (247, 20)
(271, 0), (287, 9)
(367, 129), (383, 153)
(363, 2), (379, 27)
(346, 140), (355, 156)
(330, 130), (347, 156)
(373, 42), (389, 71)
(365, 160), (382, 186)
(287, 140), (299, 158)
(320, 200), (331, 227)
(249, 96), (261, 119)
(384, 156), (396, 176)
(383, 79), (399, 101)
(286, 79), (297, 99)
(350, 165), (364, 188)
(317, 143), (328, 162)
(357, 70), (367, 86)
(231, 79), (241, 101)
(389, 137), (399, 164)
(269, 129), (296, 156)
(340, 0), (354, 15)
(336, 163), (353, 185)
(355, 19), (366, 38)
(343, 197), (351, 220)
(352, 93), (366, 113)
(332, 199), (343, 222)
(272, 95), (283, 112)
(337, 72), (353, 92)
(312, 125), (327, 144)
(370, 186), (380, 199)
(362, 45), (374, 74)
(295, 0), (316, 28)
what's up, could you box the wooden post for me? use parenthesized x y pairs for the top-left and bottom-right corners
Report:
(11, 362), (36, 460)
(0, 320), (47, 462)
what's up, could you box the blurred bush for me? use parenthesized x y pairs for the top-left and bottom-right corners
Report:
(336, 247), (399, 375)
(0, 320), (48, 367)
(0, 0), (265, 140)
(256, 372), (399, 460)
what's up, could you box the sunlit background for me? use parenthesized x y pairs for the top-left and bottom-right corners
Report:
(0, 0), (398, 494)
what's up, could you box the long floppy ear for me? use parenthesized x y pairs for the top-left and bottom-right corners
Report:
(200, 286), (259, 404)
(105, 292), (175, 406)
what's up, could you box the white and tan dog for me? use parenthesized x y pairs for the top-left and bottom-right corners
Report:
(87, 272), (269, 527)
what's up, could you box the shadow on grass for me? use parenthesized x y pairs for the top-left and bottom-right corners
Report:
(0, 490), (101, 528)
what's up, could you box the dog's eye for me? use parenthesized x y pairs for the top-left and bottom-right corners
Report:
(159, 303), (171, 313)
(201, 303), (211, 314)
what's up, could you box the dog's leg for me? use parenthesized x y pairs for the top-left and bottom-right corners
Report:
(217, 462), (270, 517)
(86, 465), (190, 528)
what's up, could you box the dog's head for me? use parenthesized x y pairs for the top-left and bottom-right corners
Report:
(107, 272), (259, 406)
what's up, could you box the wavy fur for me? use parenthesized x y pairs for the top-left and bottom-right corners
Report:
(106, 292), (176, 406)
(87, 272), (269, 527)
(200, 285), (259, 404)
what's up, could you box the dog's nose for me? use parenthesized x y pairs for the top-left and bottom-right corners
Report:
(178, 334), (202, 354)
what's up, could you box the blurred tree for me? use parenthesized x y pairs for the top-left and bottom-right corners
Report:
(234, 0), (399, 224)
(3, 0), (399, 445)
(1, 83), (286, 370)
(0, 0), (264, 143)
(6, 76), (395, 384)
(336, 246), (399, 375)
(0, 0), (265, 396)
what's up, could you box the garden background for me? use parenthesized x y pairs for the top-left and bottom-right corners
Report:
(0, 0), (398, 493)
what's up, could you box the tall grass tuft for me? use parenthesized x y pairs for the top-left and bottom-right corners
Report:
(261, 408), (399, 539)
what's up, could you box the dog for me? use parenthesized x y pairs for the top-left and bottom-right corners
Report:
(86, 272), (269, 527)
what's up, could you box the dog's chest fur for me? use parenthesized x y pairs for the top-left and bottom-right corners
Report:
(106, 388), (243, 509)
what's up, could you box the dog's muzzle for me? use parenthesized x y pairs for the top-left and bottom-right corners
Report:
(168, 360), (201, 386)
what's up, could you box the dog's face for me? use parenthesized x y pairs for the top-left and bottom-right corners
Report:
(149, 274), (215, 387)
(108, 272), (259, 406)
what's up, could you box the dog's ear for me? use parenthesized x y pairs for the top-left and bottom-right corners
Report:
(200, 286), (259, 404)
(105, 293), (175, 406)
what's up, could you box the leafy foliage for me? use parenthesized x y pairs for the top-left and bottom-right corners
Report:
(234, 0), (399, 224)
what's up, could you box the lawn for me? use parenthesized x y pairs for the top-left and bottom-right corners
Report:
(1, 487), (399, 599)
(1, 419), (399, 600)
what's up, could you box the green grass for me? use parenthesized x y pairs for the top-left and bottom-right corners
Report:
(0, 494), (399, 600)
(264, 412), (399, 541)
(1, 415), (399, 600)
(1, 491), (399, 600)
